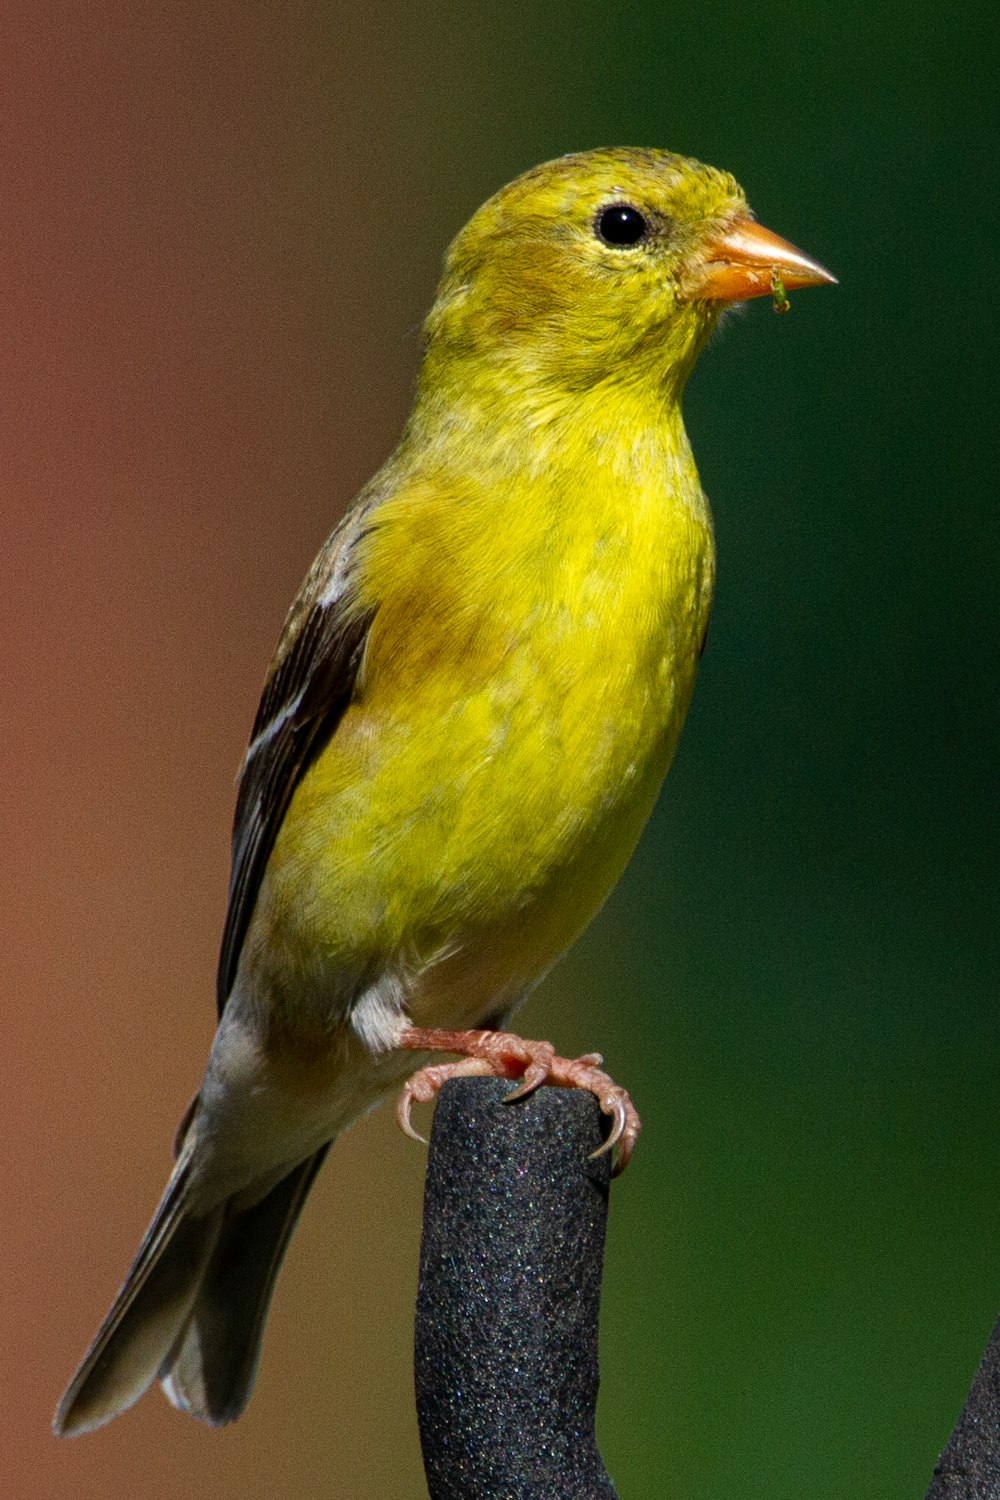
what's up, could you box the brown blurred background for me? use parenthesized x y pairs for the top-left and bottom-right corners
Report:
(6, 3), (999, 1498)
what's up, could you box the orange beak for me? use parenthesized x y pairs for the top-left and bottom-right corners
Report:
(693, 216), (836, 302)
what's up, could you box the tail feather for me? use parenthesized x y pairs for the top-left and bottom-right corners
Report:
(160, 1144), (330, 1425)
(54, 1139), (332, 1436)
(53, 1140), (223, 1436)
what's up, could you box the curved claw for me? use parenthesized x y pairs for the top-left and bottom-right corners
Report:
(589, 1094), (640, 1176)
(589, 1096), (627, 1158)
(503, 1061), (550, 1104)
(396, 1091), (429, 1146)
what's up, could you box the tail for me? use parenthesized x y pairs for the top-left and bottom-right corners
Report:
(54, 1139), (330, 1435)
(160, 1144), (329, 1424)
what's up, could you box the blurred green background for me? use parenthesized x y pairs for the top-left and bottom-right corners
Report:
(6, 3), (998, 1497)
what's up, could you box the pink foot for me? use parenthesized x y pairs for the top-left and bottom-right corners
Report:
(396, 1026), (640, 1175)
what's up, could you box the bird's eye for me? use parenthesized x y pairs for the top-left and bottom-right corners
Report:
(596, 204), (648, 248)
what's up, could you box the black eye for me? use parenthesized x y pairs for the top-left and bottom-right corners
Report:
(596, 203), (648, 247)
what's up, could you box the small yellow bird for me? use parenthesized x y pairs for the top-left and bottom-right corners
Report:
(55, 147), (833, 1436)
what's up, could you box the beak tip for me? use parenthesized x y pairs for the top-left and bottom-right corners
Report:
(804, 261), (838, 288)
(791, 262), (838, 291)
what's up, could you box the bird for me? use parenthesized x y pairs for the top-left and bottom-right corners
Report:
(54, 146), (834, 1437)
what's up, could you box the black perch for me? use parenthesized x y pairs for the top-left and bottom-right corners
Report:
(415, 1077), (620, 1500)
(925, 1314), (1000, 1498)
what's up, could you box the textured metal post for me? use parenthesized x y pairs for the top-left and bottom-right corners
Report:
(925, 1315), (1000, 1498)
(414, 1077), (619, 1500)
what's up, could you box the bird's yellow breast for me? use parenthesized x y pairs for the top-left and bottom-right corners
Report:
(250, 401), (714, 1032)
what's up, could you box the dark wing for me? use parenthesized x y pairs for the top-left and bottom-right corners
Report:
(216, 509), (376, 1011)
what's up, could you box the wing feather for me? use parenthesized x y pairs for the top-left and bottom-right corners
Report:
(216, 507), (376, 1010)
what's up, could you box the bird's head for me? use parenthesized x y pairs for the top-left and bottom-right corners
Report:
(420, 147), (833, 415)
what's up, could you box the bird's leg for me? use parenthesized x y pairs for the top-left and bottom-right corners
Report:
(395, 1026), (640, 1174)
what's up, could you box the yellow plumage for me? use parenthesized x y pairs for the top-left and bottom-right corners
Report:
(258, 412), (712, 1019)
(54, 147), (832, 1436)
